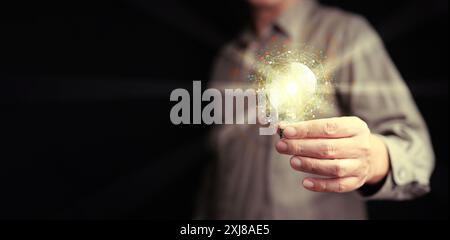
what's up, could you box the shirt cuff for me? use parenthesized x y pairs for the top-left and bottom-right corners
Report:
(358, 134), (430, 200)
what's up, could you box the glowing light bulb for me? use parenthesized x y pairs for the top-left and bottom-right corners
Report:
(266, 62), (317, 122)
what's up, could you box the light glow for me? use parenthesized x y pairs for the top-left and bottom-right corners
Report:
(248, 44), (333, 123)
(266, 62), (318, 122)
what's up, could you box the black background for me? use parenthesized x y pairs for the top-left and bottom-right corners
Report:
(0, 0), (448, 219)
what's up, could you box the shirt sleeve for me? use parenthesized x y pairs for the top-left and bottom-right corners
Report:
(335, 16), (435, 200)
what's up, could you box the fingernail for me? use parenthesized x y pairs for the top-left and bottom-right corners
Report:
(303, 179), (314, 188)
(292, 157), (302, 168)
(283, 126), (296, 137)
(276, 141), (288, 152)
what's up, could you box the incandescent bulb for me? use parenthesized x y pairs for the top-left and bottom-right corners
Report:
(266, 62), (317, 122)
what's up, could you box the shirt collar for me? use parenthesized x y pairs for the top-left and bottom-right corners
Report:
(237, 0), (318, 47)
(274, 0), (317, 39)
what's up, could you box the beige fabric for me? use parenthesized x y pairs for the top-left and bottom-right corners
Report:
(196, 0), (434, 219)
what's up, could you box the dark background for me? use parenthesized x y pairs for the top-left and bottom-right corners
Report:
(0, 0), (448, 219)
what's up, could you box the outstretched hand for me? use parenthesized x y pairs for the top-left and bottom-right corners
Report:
(276, 116), (390, 193)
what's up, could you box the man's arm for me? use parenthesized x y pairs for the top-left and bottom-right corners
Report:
(344, 16), (435, 199)
(276, 16), (434, 199)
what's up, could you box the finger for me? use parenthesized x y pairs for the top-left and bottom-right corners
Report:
(290, 156), (363, 177)
(277, 137), (370, 159)
(302, 176), (363, 193)
(280, 116), (368, 139)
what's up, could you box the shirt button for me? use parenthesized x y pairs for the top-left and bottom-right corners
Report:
(398, 168), (408, 181)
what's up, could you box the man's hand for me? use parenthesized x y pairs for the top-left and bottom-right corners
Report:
(276, 116), (390, 193)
